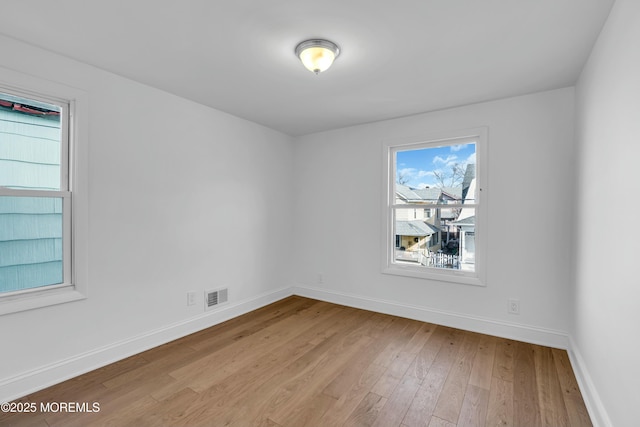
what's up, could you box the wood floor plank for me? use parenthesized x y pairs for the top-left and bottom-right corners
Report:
(316, 359), (387, 426)
(321, 313), (395, 399)
(370, 350), (417, 397)
(256, 417), (283, 427)
(151, 305), (346, 402)
(432, 332), (480, 424)
(5, 297), (593, 427)
(46, 374), (175, 427)
(102, 341), (197, 390)
(343, 392), (388, 427)
(401, 328), (466, 427)
(86, 395), (158, 427)
(469, 334), (497, 390)
(277, 391), (336, 427)
(457, 384), (490, 427)
(428, 415), (457, 427)
(485, 376), (514, 427)
(266, 334), (374, 426)
(405, 324), (450, 382)
(128, 387), (199, 427)
(533, 345), (570, 427)
(169, 303), (344, 392)
(160, 306), (360, 426)
(403, 322), (437, 355)
(263, 309), (379, 425)
(372, 376), (421, 427)
(371, 318), (424, 368)
(368, 316), (434, 399)
(193, 307), (376, 426)
(551, 348), (593, 427)
(181, 295), (316, 352)
(513, 341), (541, 426)
(492, 338), (516, 382)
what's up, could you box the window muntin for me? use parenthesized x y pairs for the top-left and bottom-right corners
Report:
(0, 89), (71, 297)
(382, 129), (486, 285)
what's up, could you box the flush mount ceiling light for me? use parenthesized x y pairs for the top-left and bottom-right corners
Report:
(295, 39), (340, 74)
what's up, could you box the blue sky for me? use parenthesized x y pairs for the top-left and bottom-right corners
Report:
(396, 143), (476, 189)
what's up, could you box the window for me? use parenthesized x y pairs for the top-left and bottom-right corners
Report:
(382, 128), (486, 285)
(0, 72), (87, 315)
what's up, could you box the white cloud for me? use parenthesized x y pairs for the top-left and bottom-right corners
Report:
(398, 167), (417, 176)
(417, 170), (434, 178)
(466, 152), (476, 164)
(433, 154), (458, 165)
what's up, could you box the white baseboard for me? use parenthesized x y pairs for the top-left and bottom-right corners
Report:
(292, 285), (570, 349)
(0, 286), (293, 403)
(566, 337), (612, 427)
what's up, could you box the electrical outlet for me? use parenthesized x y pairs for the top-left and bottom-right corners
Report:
(187, 291), (197, 306)
(508, 298), (520, 315)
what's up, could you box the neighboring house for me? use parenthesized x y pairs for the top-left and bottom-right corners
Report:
(453, 215), (475, 264)
(0, 99), (62, 292)
(394, 163), (477, 268)
(395, 184), (442, 256)
(454, 164), (477, 266)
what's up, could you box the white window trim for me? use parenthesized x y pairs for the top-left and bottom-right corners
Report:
(381, 127), (487, 286)
(0, 67), (89, 315)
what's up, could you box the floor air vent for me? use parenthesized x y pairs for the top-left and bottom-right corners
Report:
(205, 288), (228, 310)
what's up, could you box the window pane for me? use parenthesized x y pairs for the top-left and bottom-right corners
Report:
(0, 93), (62, 190)
(393, 207), (476, 272)
(0, 196), (63, 293)
(394, 207), (441, 264)
(395, 142), (476, 203)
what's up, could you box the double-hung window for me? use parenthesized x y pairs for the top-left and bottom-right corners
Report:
(382, 128), (487, 286)
(0, 75), (86, 315)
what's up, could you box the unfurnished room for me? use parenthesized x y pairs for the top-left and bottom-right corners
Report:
(0, 1), (638, 426)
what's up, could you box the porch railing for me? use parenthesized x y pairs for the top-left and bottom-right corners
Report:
(394, 249), (461, 269)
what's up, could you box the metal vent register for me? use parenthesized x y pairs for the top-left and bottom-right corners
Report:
(205, 288), (228, 310)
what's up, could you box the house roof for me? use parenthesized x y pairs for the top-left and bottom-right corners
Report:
(396, 184), (425, 202)
(441, 187), (462, 199)
(454, 215), (475, 226)
(396, 184), (444, 203)
(395, 220), (441, 237)
(0, 95), (60, 118)
(412, 187), (442, 202)
(462, 164), (476, 201)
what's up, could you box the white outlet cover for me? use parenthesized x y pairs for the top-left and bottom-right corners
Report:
(187, 291), (197, 306)
(508, 298), (520, 314)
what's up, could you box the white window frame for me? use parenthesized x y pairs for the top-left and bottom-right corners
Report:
(0, 68), (88, 315)
(381, 127), (487, 286)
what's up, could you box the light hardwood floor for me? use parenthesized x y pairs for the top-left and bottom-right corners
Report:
(1, 296), (592, 426)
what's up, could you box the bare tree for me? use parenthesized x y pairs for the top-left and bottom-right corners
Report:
(396, 170), (411, 185)
(432, 163), (466, 188)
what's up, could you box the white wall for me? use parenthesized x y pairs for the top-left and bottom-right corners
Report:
(293, 88), (576, 344)
(0, 34), (294, 400)
(574, 1), (640, 426)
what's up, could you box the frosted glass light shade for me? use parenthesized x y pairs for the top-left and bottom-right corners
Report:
(295, 39), (340, 74)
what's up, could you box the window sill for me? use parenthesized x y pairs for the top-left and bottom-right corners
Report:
(383, 264), (486, 287)
(0, 288), (86, 316)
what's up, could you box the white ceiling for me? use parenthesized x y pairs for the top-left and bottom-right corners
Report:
(0, 1), (614, 136)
